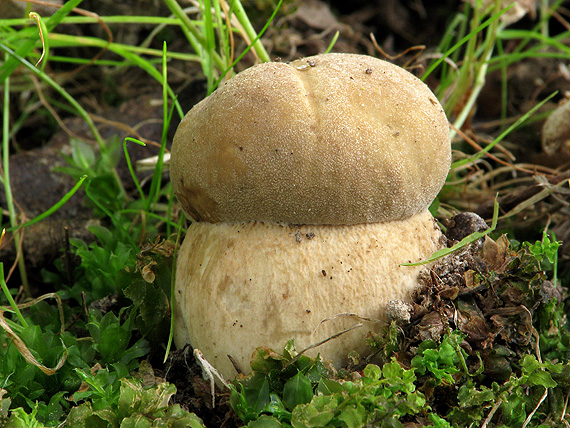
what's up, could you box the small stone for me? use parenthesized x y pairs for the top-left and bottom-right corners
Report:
(446, 212), (489, 242)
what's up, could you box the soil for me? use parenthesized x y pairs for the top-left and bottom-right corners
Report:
(2, 0), (570, 426)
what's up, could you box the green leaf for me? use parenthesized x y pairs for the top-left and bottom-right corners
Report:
(456, 384), (496, 407)
(363, 364), (382, 381)
(527, 370), (557, 388)
(246, 376), (272, 414)
(283, 339), (298, 361)
(6, 407), (44, 428)
(124, 279), (170, 333)
(337, 402), (365, 428)
(316, 378), (344, 395)
(88, 312), (130, 364)
(521, 355), (541, 376)
(250, 347), (285, 373)
(230, 374), (273, 422)
(117, 379), (142, 419)
(247, 415), (284, 428)
(378, 417), (405, 428)
(65, 403), (93, 427)
(260, 394), (290, 420)
(161, 405), (205, 428)
(410, 333), (463, 384)
(283, 372), (313, 411)
(65, 403), (118, 428)
(120, 415), (152, 428)
(138, 381), (176, 413)
(428, 413), (453, 428)
(291, 395), (337, 428)
(501, 394), (527, 426)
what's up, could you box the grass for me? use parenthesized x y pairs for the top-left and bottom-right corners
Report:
(0, 0), (569, 426)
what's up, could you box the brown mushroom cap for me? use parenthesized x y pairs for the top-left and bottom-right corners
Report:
(171, 53), (451, 225)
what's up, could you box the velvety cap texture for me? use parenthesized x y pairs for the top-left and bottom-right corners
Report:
(171, 53), (451, 225)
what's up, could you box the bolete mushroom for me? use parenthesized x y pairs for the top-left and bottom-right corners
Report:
(171, 53), (451, 380)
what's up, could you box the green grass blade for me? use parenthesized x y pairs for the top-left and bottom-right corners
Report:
(162, 0), (206, 47)
(215, 0), (283, 88)
(147, 43), (174, 210)
(2, 72), (29, 293)
(0, 41), (106, 149)
(451, 91), (557, 170)
(214, 0), (230, 65)
(8, 176), (88, 232)
(422, 5), (509, 81)
(230, 0), (271, 63)
(164, 215), (186, 364)
(202, 0), (216, 92)
(47, 33), (185, 119)
(119, 209), (180, 229)
(324, 31), (340, 53)
(123, 138), (147, 204)
(0, 263), (29, 328)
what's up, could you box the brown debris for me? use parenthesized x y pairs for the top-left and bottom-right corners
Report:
(399, 216), (564, 382)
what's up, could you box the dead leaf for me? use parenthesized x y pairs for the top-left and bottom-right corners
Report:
(0, 310), (67, 375)
(465, 0), (536, 26)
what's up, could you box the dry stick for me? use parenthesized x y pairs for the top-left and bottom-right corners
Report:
(284, 323), (363, 370)
(449, 123), (540, 174)
(313, 312), (383, 333)
(92, 114), (163, 148)
(560, 391), (570, 422)
(498, 176), (570, 220)
(15, 292), (66, 333)
(227, 354), (242, 375)
(522, 388), (549, 428)
(15, 0), (60, 9)
(220, 0), (235, 66)
(29, 74), (93, 144)
(369, 32), (426, 68)
(526, 307), (543, 364)
(6, 227), (25, 284)
(476, 170), (570, 219)
(562, 390), (570, 425)
(552, 9), (570, 31)
(481, 398), (502, 428)
(29, 12), (46, 67)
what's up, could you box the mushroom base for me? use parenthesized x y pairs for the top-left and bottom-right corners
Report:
(173, 210), (444, 380)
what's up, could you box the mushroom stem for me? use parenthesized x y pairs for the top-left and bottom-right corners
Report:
(173, 209), (444, 379)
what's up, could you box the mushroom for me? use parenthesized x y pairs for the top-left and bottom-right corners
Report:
(171, 53), (451, 380)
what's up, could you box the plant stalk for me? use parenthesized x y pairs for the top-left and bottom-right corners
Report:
(2, 71), (30, 296)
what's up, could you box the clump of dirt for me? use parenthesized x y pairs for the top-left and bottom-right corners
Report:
(393, 212), (566, 392)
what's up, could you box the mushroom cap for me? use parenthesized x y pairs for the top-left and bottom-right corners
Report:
(171, 53), (451, 225)
(173, 210), (444, 380)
